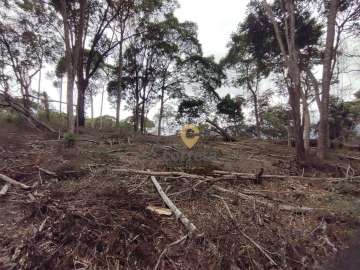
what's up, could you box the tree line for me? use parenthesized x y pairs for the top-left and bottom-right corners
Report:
(0, 0), (360, 163)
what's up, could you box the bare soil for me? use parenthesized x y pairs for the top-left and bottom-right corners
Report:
(1, 125), (360, 270)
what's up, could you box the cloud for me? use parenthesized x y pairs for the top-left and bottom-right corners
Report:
(175, 0), (250, 61)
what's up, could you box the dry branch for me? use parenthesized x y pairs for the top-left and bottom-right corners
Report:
(114, 168), (360, 184)
(150, 174), (197, 235)
(38, 167), (57, 177)
(213, 186), (316, 213)
(213, 194), (277, 266)
(212, 170), (360, 182)
(0, 184), (9, 196)
(0, 174), (31, 190)
(206, 118), (236, 142)
(0, 92), (55, 133)
(154, 235), (188, 270)
(113, 168), (207, 179)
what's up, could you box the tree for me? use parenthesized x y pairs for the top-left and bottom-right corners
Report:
(262, 105), (291, 139)
(263, 0), (360, 160)
(222, 25), (271, 138)
(225, 0), (322, 159)
(176, 99), (206, 124)
(55, 57), (66, 116)
(120, 5), (222, 134)
(0, 0), (57, 110)
(216, 94), (245, 130)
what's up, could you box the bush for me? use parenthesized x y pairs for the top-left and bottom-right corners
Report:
(0, 109), (25, 125)
(63, 132), (76, 148)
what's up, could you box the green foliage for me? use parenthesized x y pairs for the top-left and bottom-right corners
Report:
(227, 0), (323, 74)
(63, 132), (76, 148)
(176, 99), (206, 124)
(354, 90), (360, 100)
(261, 105), (290, 139)
(0, 109), (25, 125)
(216, 94), (244, 124)
(55, 56), (66, 79)
(123, 116), (155, 129)
(328, 96), (360, 139)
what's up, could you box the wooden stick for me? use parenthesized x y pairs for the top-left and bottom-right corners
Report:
(213, 194), (277, 266)
(0, 174), (31, 190)
(114, 168), (360, 183)
(150, 174), (197, 234)
(213, 186), (316, 213)
(114, 168), (207, 179)
(38, 167), (57, 177)
(154, 235), (188, 270)
(212, 170), (360, 182)
(0, 184), (9, 196)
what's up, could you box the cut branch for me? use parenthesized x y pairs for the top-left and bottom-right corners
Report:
(0, 184), (9, 196)
(150, 174), (197, 235)
(213, 194), (277, 266)
(114, 168), (360, 183)
(0, 174), (31, 190)
(212, 170), (360, 182)
(113, 168), (207, 179)
(213, 186), (316, 213)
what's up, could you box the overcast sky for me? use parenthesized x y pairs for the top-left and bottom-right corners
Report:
(175, 0), (249, 61)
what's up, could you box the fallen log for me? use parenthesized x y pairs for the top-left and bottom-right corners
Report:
(213, 185), (317, 213)
(150, 174), (197, 235)
(114, 168), (360, 183)
(206, 118), (236, 142)
(113, 168), (208, 179)
(0, 92), (55, 133)
(0, 174), (31, 190)
(212, 170), (360, 182)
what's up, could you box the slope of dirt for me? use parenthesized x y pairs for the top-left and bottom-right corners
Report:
(1, 126), (360, 269)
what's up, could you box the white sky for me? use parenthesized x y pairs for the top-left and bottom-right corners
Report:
(175, 0), (249, 61)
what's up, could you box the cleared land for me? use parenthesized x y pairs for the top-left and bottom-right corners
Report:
(1, 124), (360, 270)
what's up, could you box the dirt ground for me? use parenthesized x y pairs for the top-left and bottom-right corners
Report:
(1, 124), (360, 270)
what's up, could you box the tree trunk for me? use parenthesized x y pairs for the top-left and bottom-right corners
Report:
(90, 92), (94, 127)
(287, 122), (292, 147)
(100, 86), (104, 129)
(318, 0), (339, 160)
(254, 95), (260, 139)
(43, 93), (50, 121)
(303, 100), (311, 153)
(75, 0), (87, 128)
(115, 91), (121, 127)
(264, 0), (306, 162)
(116, 34), (124, 127)
(76, 79), (88, 127)
(134, 98), (139, 133)
(140, 99), (146, 134)
(37, 66), (42, 112)
(59, 77), (63, 116)
(22, 86), (31, 112)
(60, 0), (74, 133)
(158, 86), (165, 136)
(289, 85), (306, 162)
